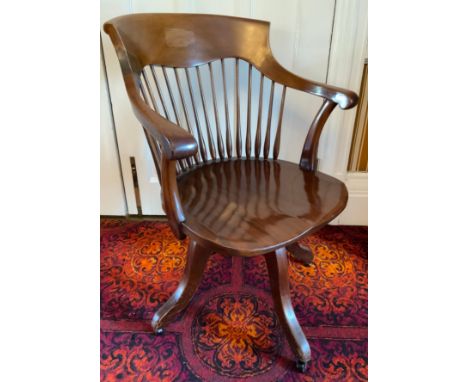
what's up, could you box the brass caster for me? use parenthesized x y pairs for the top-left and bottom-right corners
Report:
(296, 360), (308, 373)
(155, 327), (164, 335)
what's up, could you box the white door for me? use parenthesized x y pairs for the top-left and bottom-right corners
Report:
(100, 41), (127, 215)
(100, 0), (367, 222)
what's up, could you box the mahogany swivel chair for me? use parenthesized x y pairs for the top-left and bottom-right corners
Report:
(104, 13), (358, 372)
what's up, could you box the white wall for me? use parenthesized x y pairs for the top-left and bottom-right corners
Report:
(325, 0), (368, 225)
(100, 42), (126, 215)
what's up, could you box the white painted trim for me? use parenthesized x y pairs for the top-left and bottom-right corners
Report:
(319, 0), (368, 178)
(320, 0), (368, 225)
(346, 172), (368, 195)
(331, 172), (368, 225)
(339, 171), (368, 225)
(100, 40), (127, 216)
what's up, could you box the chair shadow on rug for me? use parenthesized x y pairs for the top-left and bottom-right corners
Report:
(104, 13), (358, 372)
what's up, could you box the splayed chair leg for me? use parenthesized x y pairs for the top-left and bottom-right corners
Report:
(152, 239), (211, 334)
(287, 242), (314, 266)
(265, 247), (311, 372)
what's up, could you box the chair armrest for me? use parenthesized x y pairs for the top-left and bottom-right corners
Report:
(257, 53), (358, 171)
(260, 53), (358, 110)
(125, 73), (198, 161)
(126, 75), (195, 239)
(104, 21), (197, 160)
(105, 21), (196, 240)
(260, 57), (360, 171)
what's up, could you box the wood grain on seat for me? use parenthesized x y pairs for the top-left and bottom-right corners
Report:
(179, 159), (347, 256)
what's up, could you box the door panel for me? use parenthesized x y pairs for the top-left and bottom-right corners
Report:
(100, 41), (126, 215)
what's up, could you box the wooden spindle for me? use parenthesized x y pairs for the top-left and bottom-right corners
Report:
(246, 64), (252, 158)
(176, 160), (182, 174)
(177, 155), (187, 173)
(146, 132), (162, 182)
(254, 74), (265, 158)
(139, 75), (150, 106)
(174, 68), (199, 167)
(150, 65), (169, 119)
(141, 70), (159, 112)
(263, 80), (275, 159)
(161, 67), (182, 126)
(138, 79), (162, 180)
(145, 67), (187, 171)
(196, 66), (217, 160)
(235, 58), (242, 158)
(209, 62), (225, 160)
(273, 86), (287, 160)
(221, 59), (233, 158)
(185, 68), (208, 163)
(161, 67), (190, 170)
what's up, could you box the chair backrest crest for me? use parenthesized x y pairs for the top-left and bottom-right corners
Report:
(105, 13), (272, 68)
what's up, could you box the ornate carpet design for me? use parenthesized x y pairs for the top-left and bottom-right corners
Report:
(101, 218), (368, 381)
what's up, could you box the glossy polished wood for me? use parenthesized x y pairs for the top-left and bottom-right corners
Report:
(300, 99), (337, 171)
(104, 13), (357, 108)
(152, 240), (211, 331)
(104, 13), (358, 371)
(266, 248), (311, 363)
(178, 159), (347, 256)
(287, 242), (314, 266)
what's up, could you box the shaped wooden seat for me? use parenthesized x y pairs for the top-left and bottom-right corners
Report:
(104, 13), (357, 372)
(179, 159), (347, 256)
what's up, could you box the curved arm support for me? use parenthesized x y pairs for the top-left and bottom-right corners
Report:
(130, 79), (192, 238)
(105, 23), (197, 238)
(260, 53), (358, 110)
(126, 77), (198, 160)
(160, 156), (186, 239)
(300, 99), (337, 172)
(104, 22), (198, 160)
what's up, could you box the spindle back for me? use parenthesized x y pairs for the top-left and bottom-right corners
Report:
(104, 13), (358, 173)
(138, 59), (288, 175)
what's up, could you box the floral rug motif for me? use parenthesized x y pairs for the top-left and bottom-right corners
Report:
(101, 218), (368, 381)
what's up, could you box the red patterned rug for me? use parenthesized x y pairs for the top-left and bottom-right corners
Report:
(101, 218), (368, 381)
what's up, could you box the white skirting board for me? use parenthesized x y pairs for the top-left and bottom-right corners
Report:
(332, 172), (368, 225)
